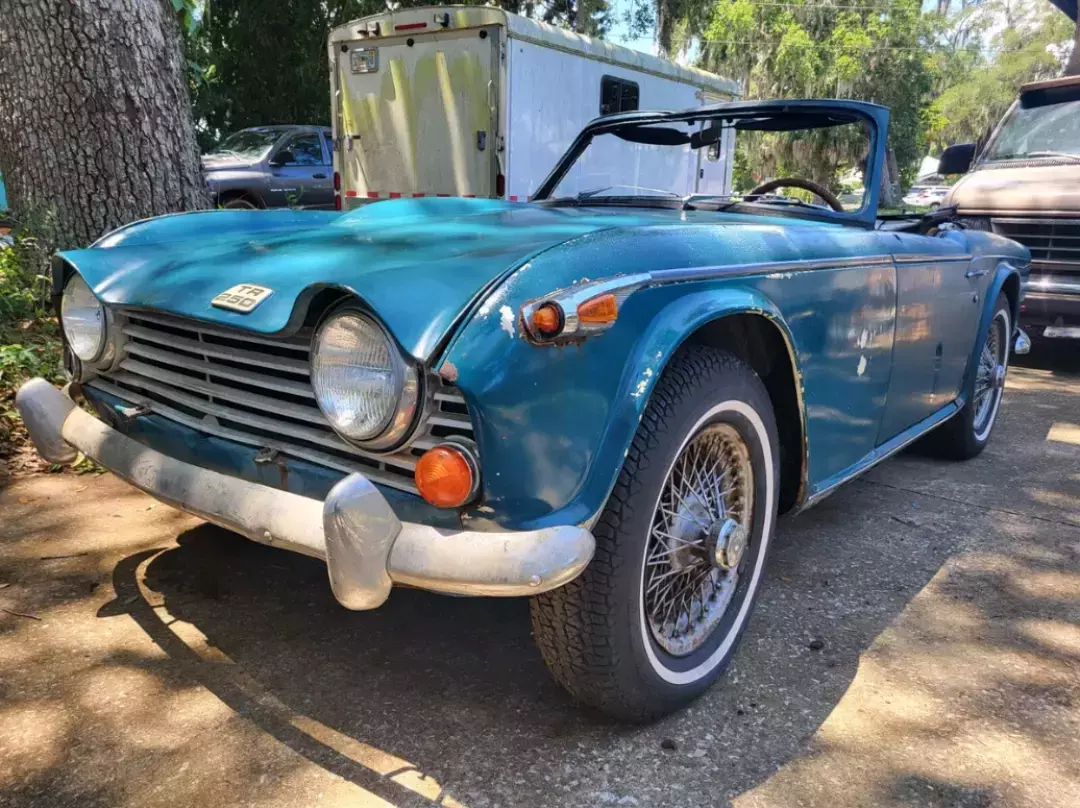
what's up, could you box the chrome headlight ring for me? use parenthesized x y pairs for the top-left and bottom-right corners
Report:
(311, 307), (420, 451)
(60, 273), (115, 366)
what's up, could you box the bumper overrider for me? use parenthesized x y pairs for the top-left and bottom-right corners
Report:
(15, 378), (595, 610)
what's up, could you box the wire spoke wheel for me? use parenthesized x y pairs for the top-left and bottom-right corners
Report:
(644, 423), (754, 657)
(973, 309), (1008, 438)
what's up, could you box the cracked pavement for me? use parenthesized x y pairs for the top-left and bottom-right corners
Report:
(2, 358), (1079, 808)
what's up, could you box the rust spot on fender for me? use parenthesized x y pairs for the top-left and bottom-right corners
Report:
(439, 361), (459, 383)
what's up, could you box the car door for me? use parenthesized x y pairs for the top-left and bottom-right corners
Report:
(267, 130), (333, 209)
(877, 232), (984, 442)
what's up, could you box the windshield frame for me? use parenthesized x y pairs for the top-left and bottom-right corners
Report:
(531, 99), (887, 229)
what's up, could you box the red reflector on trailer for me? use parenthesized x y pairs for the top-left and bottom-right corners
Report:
(334, 195), (342, 211)
(344, 190), (358, 198)
(394, 21), (427, 30)
(333, 171), (340, 191)
(496, 173), (505, 197)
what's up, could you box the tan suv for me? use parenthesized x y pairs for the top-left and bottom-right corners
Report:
(943, 75), (1080, 343)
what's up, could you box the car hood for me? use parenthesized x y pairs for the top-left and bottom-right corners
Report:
(948, 162), (1080, 215)
(59, 199), (838, 361)
(58, 200), (664, 360)
(201, 154), (257, 171)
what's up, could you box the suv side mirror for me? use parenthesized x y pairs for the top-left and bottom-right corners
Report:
(938, 143), (976, 175)
(269, 150), (295, 167)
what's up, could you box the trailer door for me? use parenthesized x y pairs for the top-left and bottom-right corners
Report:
(335, 26), (500, 202)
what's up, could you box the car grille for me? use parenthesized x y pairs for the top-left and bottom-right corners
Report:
(991, 218), (1080, 271)
(84, 311), (474, 495)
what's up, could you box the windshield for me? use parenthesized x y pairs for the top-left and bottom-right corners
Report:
(208, 129), (281, 160)
(546, 117), (871, 214)
(982, 99), (1080, 162)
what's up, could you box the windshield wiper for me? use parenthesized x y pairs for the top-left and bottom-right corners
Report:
(988, 150), (1080, 163)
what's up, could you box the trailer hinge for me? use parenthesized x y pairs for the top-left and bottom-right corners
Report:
(496, 134), (505, 153)
(500, 42), (507, 62)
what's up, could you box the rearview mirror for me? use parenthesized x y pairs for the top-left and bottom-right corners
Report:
(938, 143), (976, 175)
(269, 150), (294, 167)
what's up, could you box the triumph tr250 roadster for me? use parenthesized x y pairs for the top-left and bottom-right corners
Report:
(17, 99), (1030, 721)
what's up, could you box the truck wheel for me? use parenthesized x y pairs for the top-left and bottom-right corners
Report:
(929, 292), (1011, 460)
(530, 345), (779, 722)
(222, 196), (258, 210)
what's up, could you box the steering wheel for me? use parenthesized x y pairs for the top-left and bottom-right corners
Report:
(746, 177), (845, 212)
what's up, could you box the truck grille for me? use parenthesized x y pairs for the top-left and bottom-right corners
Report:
(991, 218), (1080, 270)
(85, 311), (474, 495)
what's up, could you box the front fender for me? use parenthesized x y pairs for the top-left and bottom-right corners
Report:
(963, 260), (1023, 391)
(444, 280), (801, 532)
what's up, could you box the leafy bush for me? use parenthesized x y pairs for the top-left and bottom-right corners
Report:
(0, 230), (63, 462)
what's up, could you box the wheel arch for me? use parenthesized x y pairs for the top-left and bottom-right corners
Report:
(678, 311), (808, 513)
(962, 261), (1022, 392)
(216, 188), (266, 209)
(620, 288), (809, 516)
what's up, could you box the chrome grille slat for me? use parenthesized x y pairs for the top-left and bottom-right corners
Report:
(128, 312), (311, 351)
(86, 378), (419, 493)
(99, 311), (474, 494)
(107, 369), (420, 468)
(121, 324), (310, 374)
(992, 218), (1080, 269)
(118, 358), (327, 425)
(124, 342), (316, 398)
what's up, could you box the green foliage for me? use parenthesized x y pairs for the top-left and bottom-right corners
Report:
(697, 0), (934, 195)
(0, 232), (63, 457)
(925, 0), (1072, 151)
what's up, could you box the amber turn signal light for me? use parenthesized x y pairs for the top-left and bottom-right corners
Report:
(576, 293), (618, 324)
(415, 444), (477, 508)
(531, 303), (563, 337)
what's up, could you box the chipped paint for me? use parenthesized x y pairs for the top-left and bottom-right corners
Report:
(857, 355), (868, 376)
(630, 366), (655, 399)
(438, 360), (459, 383)
(499, 305), (516, 338)
(856, 328), (871, 349)
(765, 271), (796, 280)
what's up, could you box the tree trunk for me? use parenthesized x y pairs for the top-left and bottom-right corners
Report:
(0, 0), (209, 249)
(1066, 19), (1080, 77)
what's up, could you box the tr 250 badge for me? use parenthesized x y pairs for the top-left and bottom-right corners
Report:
(211, 284), (274, 313)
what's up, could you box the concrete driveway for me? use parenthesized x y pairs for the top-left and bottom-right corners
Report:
(2, 359), (1079, 808)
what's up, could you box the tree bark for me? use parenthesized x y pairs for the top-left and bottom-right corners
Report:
(0, 0), (209, 249)
(1066, 19), (1080, 76)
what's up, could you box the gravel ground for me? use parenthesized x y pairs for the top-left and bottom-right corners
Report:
(1, 358), (1079, 808)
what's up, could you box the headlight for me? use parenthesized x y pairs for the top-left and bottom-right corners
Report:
(61, 274), (106, 362)
(311, 311), (418, 448)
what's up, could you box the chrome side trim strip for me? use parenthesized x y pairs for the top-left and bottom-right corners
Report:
(892, 253), (974, 264)
(801, 397), (965, 510)
(648, 254), (893, 284)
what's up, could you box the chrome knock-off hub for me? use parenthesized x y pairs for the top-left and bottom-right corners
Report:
(709, 518), (748, 571)
(992, 364), (1006, 390)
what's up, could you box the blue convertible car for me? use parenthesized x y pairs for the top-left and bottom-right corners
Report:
(18, 100), (1029, 720)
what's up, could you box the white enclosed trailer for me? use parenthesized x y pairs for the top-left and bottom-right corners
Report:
(327, 6), (738, 208)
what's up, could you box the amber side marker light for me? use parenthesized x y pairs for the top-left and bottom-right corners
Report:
(415, 444), (477, 508)
(531, 303), (563, 337)
(577, 293), (618, 324)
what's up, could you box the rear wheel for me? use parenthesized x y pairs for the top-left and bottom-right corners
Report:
(530, 345), (779, 722)
(930, 292), (1010, 459)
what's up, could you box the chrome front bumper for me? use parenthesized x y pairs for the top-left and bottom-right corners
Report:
(15, 378), (595, 610)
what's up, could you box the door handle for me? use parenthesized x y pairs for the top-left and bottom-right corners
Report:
(313, 173), (328, 179)
(965, 268), (988, 279)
